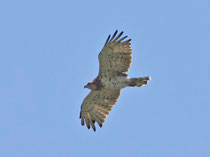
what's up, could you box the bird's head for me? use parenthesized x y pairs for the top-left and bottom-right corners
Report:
(84, 82), (97, 90)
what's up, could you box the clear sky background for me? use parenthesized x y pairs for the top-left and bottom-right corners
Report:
(0, 0), (210, 157)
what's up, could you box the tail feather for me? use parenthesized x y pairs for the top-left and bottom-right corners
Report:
(128, 77), (151, 87)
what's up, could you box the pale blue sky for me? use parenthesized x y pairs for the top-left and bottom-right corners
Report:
(0, 0), (210, 157)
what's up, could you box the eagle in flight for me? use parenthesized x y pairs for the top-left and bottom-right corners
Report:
(80, 30), (151, 131)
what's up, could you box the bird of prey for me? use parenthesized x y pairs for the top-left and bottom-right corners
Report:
(80, 30), (150, 131)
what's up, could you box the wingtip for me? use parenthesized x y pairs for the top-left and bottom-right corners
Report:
(104, 34), (111, 45)
(118, 31), (124, 37)
(81, 117), (85, 126)
(79, 111), (81, 118)
(93, 127), (96, 132)
(123, 39), (131, 43)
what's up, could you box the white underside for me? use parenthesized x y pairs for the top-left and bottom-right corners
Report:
(100, 76), (130, 89)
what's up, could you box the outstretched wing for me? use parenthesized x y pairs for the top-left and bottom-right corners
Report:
(98, 30), (132, 76)
(80, 89), (121, 131)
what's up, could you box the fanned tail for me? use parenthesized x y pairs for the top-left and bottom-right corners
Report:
(128, 77), (151, 87)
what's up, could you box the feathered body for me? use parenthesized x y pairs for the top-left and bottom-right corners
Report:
(88, 75), (128, 90)
(80, 30), (151, 131)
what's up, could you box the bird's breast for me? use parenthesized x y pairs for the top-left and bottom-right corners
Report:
(101, 76), (127, 89)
